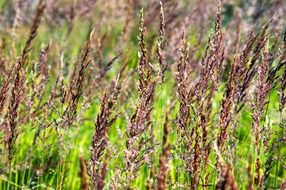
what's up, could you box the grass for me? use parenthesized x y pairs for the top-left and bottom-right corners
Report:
(0, 0), (286, 189)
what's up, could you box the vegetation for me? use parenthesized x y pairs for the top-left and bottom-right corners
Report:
(0, 0), (285, 189)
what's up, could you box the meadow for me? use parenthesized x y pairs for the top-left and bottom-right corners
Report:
(0, 0), (285, 189)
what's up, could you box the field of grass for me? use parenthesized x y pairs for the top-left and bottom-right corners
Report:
(0, 0), (285, 189)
